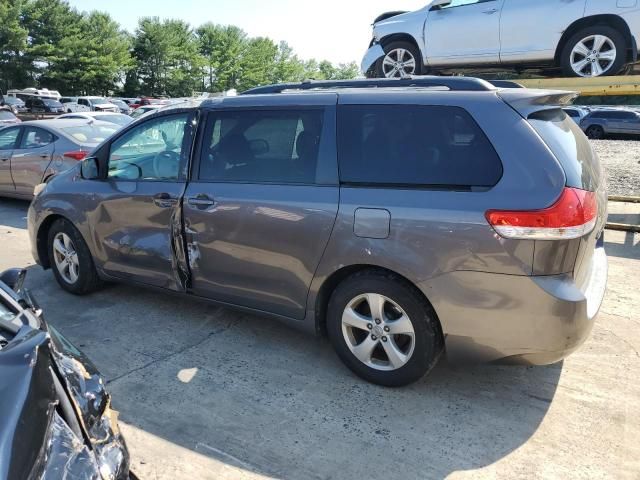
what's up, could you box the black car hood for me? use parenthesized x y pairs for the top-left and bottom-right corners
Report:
(0, 319), (129, 479)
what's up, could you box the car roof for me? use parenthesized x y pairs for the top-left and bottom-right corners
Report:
(19, 119), (118, 129)
(60, 112), (124, 117)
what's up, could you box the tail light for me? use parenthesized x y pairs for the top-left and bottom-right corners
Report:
(63, 151), (88, 161)
(486, 187), (598, 240)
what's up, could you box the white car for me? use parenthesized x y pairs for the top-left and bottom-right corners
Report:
(362, 0), (640, 78)
(60, 97), (90, 113)
(60, 96), (119, 113)
(55, 111), (133, 127)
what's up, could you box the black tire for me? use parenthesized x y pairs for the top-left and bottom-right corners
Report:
(585, 125), (605, 140)
(327, 270), (443, 387)
(561, 25), (627, 77)
(47, 218), (102, 295)
(374, 41), (422, 79)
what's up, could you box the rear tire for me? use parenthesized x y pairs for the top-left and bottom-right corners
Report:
(585, 125), (605, 139)
(47, 218), (102, 295)
(327, 270), (442, 387)
(375, 41), (422, 79)
(561, 25), (627, 77)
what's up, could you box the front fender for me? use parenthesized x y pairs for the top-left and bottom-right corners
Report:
(361, 43), (386, 76)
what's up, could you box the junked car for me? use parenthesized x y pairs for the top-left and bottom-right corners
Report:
(363, 0), (640, 79)
(0, 268), (130, 480)
(0, 119), (118, 199)
(29, 77), (608, 387)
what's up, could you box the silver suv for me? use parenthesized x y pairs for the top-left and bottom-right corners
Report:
(363, 0), (640, 78)
(28, 78), (608, 387)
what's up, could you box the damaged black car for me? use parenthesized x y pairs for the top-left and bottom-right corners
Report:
(0, 269), (131, 480)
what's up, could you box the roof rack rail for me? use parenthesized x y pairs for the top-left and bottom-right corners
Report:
(241, 76), (496, 95)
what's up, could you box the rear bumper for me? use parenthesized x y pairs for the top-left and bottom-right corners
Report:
(423, 246), (608, 365)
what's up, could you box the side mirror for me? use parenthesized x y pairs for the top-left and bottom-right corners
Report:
(430, 0), (452, 10)
(0, 268), (26, 292)
(80, 157), (100, 180)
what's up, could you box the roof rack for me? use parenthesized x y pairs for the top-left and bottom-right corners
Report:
(241, 76), (495, 95)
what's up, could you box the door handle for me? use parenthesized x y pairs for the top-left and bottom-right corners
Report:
(0, 158), (8, 162)
(39, 153), (49, 159)
(188, 195), (215, 209)
(153, 192), (178, 208)
(483, 8), (498, 14)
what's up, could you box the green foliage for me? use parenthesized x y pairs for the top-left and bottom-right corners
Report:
(0, 0), (359, 97)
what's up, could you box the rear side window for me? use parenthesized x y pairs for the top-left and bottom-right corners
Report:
(337, 105), (502, 189)
(20, 127), (54, 148)
(528, 109), (600, 192)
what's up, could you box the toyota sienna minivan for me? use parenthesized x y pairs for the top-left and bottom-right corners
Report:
(28, 77), (608, 386)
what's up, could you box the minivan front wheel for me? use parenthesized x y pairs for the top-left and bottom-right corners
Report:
(375, 41), (422, 78)
(327, 271), (442, 387)
(48, 218), (102, 295)
(561, 26), (626, 77)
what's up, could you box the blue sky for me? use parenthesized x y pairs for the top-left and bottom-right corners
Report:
(66, 0), (427, 64)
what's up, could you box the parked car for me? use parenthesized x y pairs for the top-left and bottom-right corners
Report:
(109, 98), (133, 115)
(25, 96), (65, 114)
(28, 77), (608, 387)
(60, 96), (90, 113)
(7, 87), (61, 101)
(0, 119), (119, 199)
(130, 97), (165, 110)
(56, 111), (134, 127)
(580, 108), (640, 138)
(0, 96), (28, 114)
(0, 107), (21, 126)
(63, 96), (119, 113)
(563, 106), (589, 124)
(0, 268), (130, 479)
(130, 104), (163, 119)
(363, 0), (640, 79)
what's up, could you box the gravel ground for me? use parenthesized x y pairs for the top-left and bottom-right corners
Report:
(591, 139), (640, 197)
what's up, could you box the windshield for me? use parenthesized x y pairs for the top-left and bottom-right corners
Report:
(94, 114), (132, 126)
(90, 98), (110, 105)
(60, 124), (119, 144)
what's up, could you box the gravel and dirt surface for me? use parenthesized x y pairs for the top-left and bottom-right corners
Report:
(592, 139), (640, 197)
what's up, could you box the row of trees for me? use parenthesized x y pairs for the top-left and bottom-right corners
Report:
(0, 0), (359, 97)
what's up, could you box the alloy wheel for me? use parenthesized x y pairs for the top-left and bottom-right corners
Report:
(52, 232), (80, 284)
(570, 35), (617, 77)
(382, 48), (417, 78)
(341, 293), (416, 371)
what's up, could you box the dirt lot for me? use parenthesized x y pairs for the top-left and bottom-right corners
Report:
(592, 139), (640, 197)
(0, 190), (638, 479)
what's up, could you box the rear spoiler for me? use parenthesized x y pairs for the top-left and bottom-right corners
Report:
(497, 89), (579, 118)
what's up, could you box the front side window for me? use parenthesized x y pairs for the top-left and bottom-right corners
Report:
(19, 127), (54, 149)
(108, 113), (190, 181)
(338, 105), (502, 188)
(199, 109), (325, 184)
(0, 128), (20, 150)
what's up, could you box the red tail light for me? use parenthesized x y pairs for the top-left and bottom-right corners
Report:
(63, 151), (88, 161)
(486, 187), (598, 240)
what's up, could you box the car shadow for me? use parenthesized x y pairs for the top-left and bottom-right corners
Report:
(23, 264), (562, 480)
(606, 231), (640, 260)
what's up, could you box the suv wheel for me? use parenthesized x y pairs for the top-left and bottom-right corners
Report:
(586, 125), (605, 140)
(375, 41), (422, 78)
(48, 219), (102, 295)
(327, 271), (442, 387)
(561, 26), (627, 77)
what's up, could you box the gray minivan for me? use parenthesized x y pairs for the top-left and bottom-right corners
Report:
(28, 78), (608, 386)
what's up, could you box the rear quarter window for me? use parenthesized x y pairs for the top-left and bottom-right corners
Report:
(527, 109), (600, 192)
(337, 105), (502, 189)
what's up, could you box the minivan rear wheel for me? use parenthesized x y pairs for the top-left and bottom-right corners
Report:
(586, 125), (605, 140)
(561, 26), (627, 77)
(48, 218), (102, 295)
(327, 271), (442, 387)
(375, 41), (422, 78)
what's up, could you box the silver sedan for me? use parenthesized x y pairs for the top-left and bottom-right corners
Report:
(0, 119), (119, 199)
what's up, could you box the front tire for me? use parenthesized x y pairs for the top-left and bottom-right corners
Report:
(585, 125), (605, 140)
(327, 270), (443, 387)
(561, 25), (627, 77)
(47, 218), (102, 295)
(374, 41), (422, 79)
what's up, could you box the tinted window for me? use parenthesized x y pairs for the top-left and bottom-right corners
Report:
(199, 109), (325, 184)
(0, 128), (20, 150)
(337, 105), (502, 188)
(19, 127), (54, 148)
(108, 113), (190, 181)
(528, 109), (600, 191)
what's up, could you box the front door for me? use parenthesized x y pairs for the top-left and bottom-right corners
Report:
(0, 127), (20, 194)
(11, 126), (55, 196)
(425, 0), (503, 66)
(183, 106), (339, 320)
(88, 112), (195, 290)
